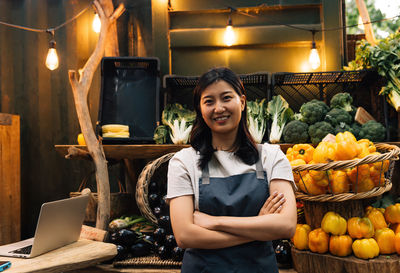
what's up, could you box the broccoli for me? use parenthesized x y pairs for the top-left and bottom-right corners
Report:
(330, 92), (353, 112)
(324, 108), (353, 127)
(308, 121), (335, 145)
(349, 122), (362, 139)
(359, 120), (386, 142)
(282, 120), (309, 144)
(335, 122), (351, 134)
(299, 99), (329, 125)
(153, 125), (170, 144)
(350, 105), (357, 118)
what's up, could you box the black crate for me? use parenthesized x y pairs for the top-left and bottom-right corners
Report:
(97, 57), (160, 144)
(271, 70), (396, 141)
(163, 72), (271, 110)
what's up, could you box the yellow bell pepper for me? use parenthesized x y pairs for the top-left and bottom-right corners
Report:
(291, 144), (314, 163)
(308, 228), (329, 254)
(309, 169), (330, 187)
(369, 152), (390, 173)
(313, 141), (336, 163)
(366, 207), (388, 230)
(357, 139), (376, 158)
(352, 238), (380, 259)
(286, 147), (294, 162)
(390, 223), (400, 234)
(292, 224), (311, 250)
(330, 170), (350, 194)
(298, 173), (327, 195)
(321, 211), (347, 235)
(375, 227), (396, 254)
(348, 217), (375, 239)
(329, 235), (353, 257)
(369, 166), (385, 187)
(290, 159), (307, 187)
(335, 131), (360, 160)
(384, 203), (400, 224)
(347, 165), (374, 193)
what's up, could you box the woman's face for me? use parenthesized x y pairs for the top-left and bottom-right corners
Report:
(199, 80), (245, 138)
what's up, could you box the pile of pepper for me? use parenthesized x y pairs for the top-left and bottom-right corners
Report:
(286, 131), (390, 195)
(292, 204), (400, 259)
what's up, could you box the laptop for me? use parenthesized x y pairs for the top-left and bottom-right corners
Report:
(0, 194), (89, 258)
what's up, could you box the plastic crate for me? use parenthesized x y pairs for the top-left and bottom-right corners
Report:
(97, 57), (160, 144)
(163, 72), (271, 110)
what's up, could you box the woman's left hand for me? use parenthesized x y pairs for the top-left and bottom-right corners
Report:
(193, 210), (216, 230)
(258, 191), (286, 216)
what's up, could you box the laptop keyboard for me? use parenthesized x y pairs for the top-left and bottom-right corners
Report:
(10, 245), (32, 255)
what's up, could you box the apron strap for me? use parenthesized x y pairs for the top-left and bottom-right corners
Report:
(201, 164), (210, 185)
(256, 144), (265, 180)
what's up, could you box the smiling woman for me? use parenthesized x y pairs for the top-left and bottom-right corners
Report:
(166, 67), (297, 273)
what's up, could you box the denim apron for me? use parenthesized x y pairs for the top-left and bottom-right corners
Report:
(181, 146), (279, 273)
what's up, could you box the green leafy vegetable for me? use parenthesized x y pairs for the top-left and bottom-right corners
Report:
(298, 99), (329, 125)
(247, 99), (269, 143)
(330, 92), (354, 112)
(153, 125), (170, 144)
(161, 103), (196, 144)
(282, 120), (309, 144)
(267, 95), (294, 144)
(308, 121), (335, 145)
(359, 120), (386, 142)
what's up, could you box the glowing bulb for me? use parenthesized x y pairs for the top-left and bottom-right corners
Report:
(224, 25), (236, 46)
(46, 41), (59, 70)
(92, 13), (101, 33)
(309, 48), (320, 70)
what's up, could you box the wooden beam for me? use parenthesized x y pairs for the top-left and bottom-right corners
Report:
(355, 0), (376, 46)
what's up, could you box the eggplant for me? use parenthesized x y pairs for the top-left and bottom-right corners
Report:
(148, 193), (160, 208)
(157, 245), (171, 260)
(149, 181), (158, 193)
(153, 227), (166, 243)
(153, 207), (162, 218)
(113, 229), (139, 247)
(158, 215), (172, 232)
(274, 239), (292, 269)
(160, 195), (168, 210)
(172, 246), (184, 262)
(165, 234), (177, 248)
(114, 244), (129, 261)
(130, 242), (152, 257)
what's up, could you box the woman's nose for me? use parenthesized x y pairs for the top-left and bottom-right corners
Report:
(214, 102), (225, 112)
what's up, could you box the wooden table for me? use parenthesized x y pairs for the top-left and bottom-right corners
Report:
(4, 239), (117, 273)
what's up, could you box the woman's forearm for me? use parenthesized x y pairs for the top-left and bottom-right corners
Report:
(176, 222), (252, 249)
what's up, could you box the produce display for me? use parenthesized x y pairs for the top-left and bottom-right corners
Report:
(291, 202), (400, 259)
(283, 92), (386, 144)
(286, 131), (390, 195)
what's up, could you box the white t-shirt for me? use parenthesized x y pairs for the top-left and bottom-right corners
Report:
(167, 143), (294, 210)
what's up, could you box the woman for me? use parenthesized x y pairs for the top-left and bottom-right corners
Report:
(167, 67), (297, 272)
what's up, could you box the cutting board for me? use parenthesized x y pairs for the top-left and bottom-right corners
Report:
(354, 107), (375, 124)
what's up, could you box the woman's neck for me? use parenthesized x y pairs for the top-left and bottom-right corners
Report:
(211, 131), (238, 152)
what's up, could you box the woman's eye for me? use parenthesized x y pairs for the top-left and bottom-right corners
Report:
(204, 100), (213, 105)
(223, 96), (232, 101)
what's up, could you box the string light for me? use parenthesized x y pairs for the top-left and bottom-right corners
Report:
(45, 29), (59, 71)
(92, 13), (101, 33)
(309, 30), (320, 70)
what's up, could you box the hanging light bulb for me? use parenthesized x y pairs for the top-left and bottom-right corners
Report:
(45, 30), (59, 71)
(92, 13), (101, 33)
(224, 16), (236, 46)
(308, 30), (320, 70)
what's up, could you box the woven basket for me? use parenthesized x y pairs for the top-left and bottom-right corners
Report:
(136, 152), (176, 224)
(293, 143), (400, 202)
(113, 255), (181, 269)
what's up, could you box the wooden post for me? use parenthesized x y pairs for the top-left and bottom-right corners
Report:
(68, 0), (125, 229)
(355, 0), (376, 46)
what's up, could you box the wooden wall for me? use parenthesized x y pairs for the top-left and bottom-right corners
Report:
(0, 0), (106, 239)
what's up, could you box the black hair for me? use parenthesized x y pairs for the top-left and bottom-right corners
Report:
(190, 67), (258, 170)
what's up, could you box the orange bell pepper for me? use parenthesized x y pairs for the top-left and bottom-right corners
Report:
(347, 165), (374, 193)
(313, 141), (336, 163)
(384, 203), (400, 224)
(366, 207), (388, 230)
(330, 170), (350, 194)
(335, 131), (360, 160)
(390, 223), (400, 234)
(369, 152), (390, 173)
(352, 238), (380, 259)
(375, 227), (396, 254)
(348, 217), (375, 239)
(292, 224), (311, 250)
(286, 147), (294, 162)
(321, 211), (347, 235)
(298, 173), (327, 195)
(395, 232), (400, 254)
(369, 166), (385, 187)
(329, 235), (353, 257)
(357, 139), (376, 158)
(308, 228), (329, 254)
(291, 144), (314, 163)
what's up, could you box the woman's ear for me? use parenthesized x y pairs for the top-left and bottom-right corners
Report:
(240, 95), (246, 112)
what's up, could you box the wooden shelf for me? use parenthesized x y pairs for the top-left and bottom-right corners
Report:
(55, 144), (190, 161)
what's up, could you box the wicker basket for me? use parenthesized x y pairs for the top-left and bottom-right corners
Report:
(136, 152), (176, 224)
(292, 143), (400, 202)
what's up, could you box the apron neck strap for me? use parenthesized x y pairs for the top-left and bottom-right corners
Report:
(201, 164), (210, 185)
(256, 144), (265, 179)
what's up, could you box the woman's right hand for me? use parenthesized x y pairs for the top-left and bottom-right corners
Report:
(258, 191), (286, 216)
